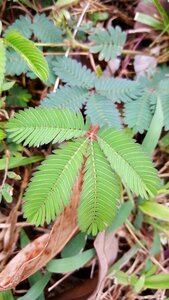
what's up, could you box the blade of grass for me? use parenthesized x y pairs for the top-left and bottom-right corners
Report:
(142, 96), (163, 155)
(153, 0), (169, 32)
(47, 249), (95, 273)
(139, 201), (169, 222)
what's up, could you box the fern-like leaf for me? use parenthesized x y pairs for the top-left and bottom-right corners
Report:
(78, 140), (120, 235)
(97, 127), (159, 198)
(32, 14), (63, 43)
(24, 139), (87, 225)
(95, 77), (141, 102)
(53, 57), (97, 89)
(86, 94), (122, 128)
(0, 39), (6, 88)
(6, 108), (86, 146)
(158, 79), (169, 130)
(5, 15), (32, 38)
(5, 49), (29, 76)
(4, 31), (49, 82)
(89, 26), (126, 61)
(41, 86), (89, 111)
(124, 91), (154, 133)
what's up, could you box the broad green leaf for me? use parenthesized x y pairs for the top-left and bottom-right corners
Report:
(17, 272), (51, 300)
(0, 156), (43, 170)
(139, 201), (169, 222)
(47, 249), (95, 273)
(144, 274), (169, 289)
(142, 97), (163, 155)
(7, 171), (21, 180)
(134, 12), (163, 29)
(1, 183), (13, 203)
(108, 201), (133, 233)
(61, 232), (86, 258)
(134, 275), (145, 293)
(4, 31), (49, 82)
(113, 270), (129, 285)
(0, 290), (14, 300)
(1, 80), (15, 91)
(150, 230), (160, 257)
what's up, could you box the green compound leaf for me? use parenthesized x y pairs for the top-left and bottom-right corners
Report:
(89, 26), (126, 61)
(86, 94), (122, 129)
(95, 76), (141, 103)
(124, 91), (154, 134)
(6, 49), (28, 76)
(53, 57), (97, 89)
(4, 31), (49, 82)
(6, 108), (86, 147)
(97, 127), (159, 199)
(78, 140), (120, 235)
(41, 85), (89, 111)
(5, 15), (32, 38)
(23, 139), (87, 225)
(32, 14), (63, 43)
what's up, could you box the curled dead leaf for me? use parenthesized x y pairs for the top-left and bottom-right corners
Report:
(0, 173), (83, 291)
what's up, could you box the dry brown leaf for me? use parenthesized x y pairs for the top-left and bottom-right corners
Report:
(0, 173), (83, 291)
(0, 169), (29, 267)
(89, 231), (118, 300)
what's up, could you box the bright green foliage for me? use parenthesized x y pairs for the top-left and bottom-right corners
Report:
(95, 76), (141, 102)
(0, 39), (6, 88)
(6, 108), (159, 234)
(5, 31), (49, 82)
(5, 15), (32, 38)
(41, 83), (122, 128)
(5, 13), (63, 42)
(89, 26), (126, 61)
(53, 57), (97, 88)
(124, 91), (153, 134)
(98, 127), (159, 198)
(78, 141), (120, 235)
(32, 14), (63, 43)
(23, 139), (87, 225)
(124, 71), (169, 133)
(6, 108), (86, 147)
(41, 86), (89, 111)
(6, 49), (28, 76)
(6, 84), (31, 107)
(86, 94), (122, 128)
